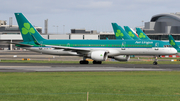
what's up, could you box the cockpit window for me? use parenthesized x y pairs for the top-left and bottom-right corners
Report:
(164, 45), (172, 47)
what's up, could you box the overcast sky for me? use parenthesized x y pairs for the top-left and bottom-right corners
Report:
(1, 0), (180, 34)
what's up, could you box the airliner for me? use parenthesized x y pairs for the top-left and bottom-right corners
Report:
(135, 27), (180, 48)
(111, 23), (178, 64)
(112, 23), (145, 40)
(168, 35), (180, 56)
(136, 28), (151, 40)
(124, 26), (140, 40)
(111, 23), (133, 40)
(14, 13), (177, 65)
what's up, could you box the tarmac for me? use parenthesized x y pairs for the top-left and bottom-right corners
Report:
(0, 50), (179, 72)
(0, 63), (179, 72)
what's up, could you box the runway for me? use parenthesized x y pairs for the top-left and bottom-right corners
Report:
(0, 63), (180, 72)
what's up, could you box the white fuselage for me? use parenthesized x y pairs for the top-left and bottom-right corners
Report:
(25, 46), (177, 57)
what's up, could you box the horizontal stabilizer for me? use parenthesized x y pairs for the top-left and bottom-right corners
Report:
(12, 43), (33, 47)
(31, 35), (42, 45)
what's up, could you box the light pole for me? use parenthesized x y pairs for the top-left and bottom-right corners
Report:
(63, 25), (65, 34)
(142, 20), (144, 29)
(53, 25), (58, 34)
(57, 26), (58, 34)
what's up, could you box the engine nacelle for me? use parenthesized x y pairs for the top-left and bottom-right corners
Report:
(113, 55), (130, 61)
(91, 51), (108, 61)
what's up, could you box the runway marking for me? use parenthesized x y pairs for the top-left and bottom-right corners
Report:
(0, 65), (174, 72)
(24, 67), (170, 72)
(0, 66), (50, 68)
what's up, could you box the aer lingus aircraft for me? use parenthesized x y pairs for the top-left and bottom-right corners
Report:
(111, 23), (143, 40)
(168, 35), (180, 56)
(111, 23), (178, 65)
(136, 28), (151, 40)
(14, 13), (177, 64)
(136, 28), (180, 48)
(112, 23), (140, 40)
(124, 26), (140, 40)
(111, 23), (133, 40)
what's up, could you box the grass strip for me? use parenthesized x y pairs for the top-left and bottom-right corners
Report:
(0, 71), (180, 101)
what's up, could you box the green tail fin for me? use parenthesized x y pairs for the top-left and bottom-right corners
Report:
(168, 35), (179, 49)
(111, 23), (133, 40)
(124, 26), (140, 40)
(14, 13), (45, 42)
(136, 28), (151, 40)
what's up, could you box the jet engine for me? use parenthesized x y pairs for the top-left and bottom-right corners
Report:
(90, 51), (108, 61)
(113, 55), (130, 61)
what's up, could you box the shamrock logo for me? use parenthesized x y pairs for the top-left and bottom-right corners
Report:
(22, 23), (35, 35)
(139, 33), (146, 38)
(128, 31), (134, 38)
(116, 30), (124, 38)
(170, 40), (175, 46)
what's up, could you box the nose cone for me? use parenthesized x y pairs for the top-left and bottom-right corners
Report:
(168, 48), (177, 55)
(172, 48), (178, 54)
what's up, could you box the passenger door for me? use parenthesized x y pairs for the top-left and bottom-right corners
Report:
(154, 42), (159, 50)
(121, 42), (126, 50)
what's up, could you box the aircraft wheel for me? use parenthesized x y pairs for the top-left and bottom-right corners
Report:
(93, 61), (102, 64)
(153, 61), (158, 65)
(79, 60), (89, 64)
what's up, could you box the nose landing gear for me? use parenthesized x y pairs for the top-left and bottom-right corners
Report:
(153, 56), (158, 65)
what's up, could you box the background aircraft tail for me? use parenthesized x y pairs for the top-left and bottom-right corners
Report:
(130, 28), (139, 37)
(168, 35), (179, 49)
(124, 26), (140, 40)
(168, 35), (180, 55)
(111, 23), (133, 40)
(136, 28), (151, 40)
(15, 13), (45, 42)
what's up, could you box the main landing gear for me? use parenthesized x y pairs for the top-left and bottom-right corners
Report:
(79, 56), (89, 64)
(79, 60), (89, 64)
(79, 60), (102, 64)
(93, 61), (102, 64)
(79, 56), (102, 64)
(153, 56), (158, 65)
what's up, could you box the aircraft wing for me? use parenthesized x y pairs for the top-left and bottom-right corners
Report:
(45, 45), (91, 52)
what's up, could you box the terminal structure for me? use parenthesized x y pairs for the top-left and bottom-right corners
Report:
(143, 12), (180, 40)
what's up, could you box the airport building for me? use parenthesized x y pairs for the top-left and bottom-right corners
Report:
(143, 12), (180, 40)
(1, 12), (180, 50)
